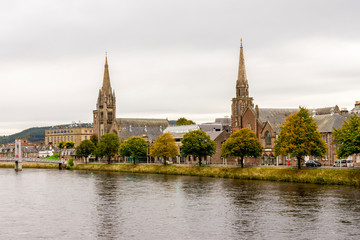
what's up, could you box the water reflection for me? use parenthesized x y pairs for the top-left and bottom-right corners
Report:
(0, 169), (359, 240)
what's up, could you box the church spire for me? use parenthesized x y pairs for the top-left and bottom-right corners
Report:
(102, 55), (112, 95)
(237, 38), (248, 88)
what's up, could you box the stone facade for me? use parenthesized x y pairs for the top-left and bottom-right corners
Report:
(92, 57), (169, 145)
(45, 123), (93, 147)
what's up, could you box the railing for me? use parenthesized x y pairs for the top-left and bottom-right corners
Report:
(0, 157), (61, 164)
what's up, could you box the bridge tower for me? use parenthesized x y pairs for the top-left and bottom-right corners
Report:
(14, 140), (22, 171)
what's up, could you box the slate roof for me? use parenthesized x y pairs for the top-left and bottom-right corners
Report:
(117, 118), (169, 141)
(205, 131), (223, 141)
(199, 123), (223, 132)
(312, 106), (340, 115)
(258, 108), (298, 133)
(313, 114), (347, 133)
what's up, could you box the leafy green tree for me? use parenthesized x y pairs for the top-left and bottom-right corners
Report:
(119, 141), (131, 158)
(176, 117), (196, 126)
(76, 140), (96, 163)
(58, 141), (75, 149)
(150, 133), (179, 165)
(98, 133), (120, 164)
(334, 114), (360, 158)
(181, 130), (216, 166)
(221, 128), (263, 168)
(119, 137), (147, 165)
(90, 134), (99, 146)
(274, 107), (326, 169)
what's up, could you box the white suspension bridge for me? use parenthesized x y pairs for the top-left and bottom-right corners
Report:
(0, 140), (62, 171)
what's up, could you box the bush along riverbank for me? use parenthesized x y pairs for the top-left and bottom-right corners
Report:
(71, 164), (360, 187)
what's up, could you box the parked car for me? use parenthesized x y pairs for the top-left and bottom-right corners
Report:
(306, 160), (321, 167)
(333, 159), (348, 167)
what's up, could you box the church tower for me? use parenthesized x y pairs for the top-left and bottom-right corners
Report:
(93, 56), (117, 137)
(231, 39), (254, 131)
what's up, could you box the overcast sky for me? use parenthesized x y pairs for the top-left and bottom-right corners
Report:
(1, 0), (359, 135)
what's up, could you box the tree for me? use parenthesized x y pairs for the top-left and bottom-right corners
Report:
(119, 141), (131, 159)
(181, 130), (216, 166)
(334, 114), (360, 158)
(176, 117), (196, 126)
(76, 140), (96, 163)
(274, 107), (326, 169)
(90, 134), (99, 146)
(221, 128), (263, 168)
(58, 141), (75, 149)
(119, 137), (147, 165)
(150, 133), (179, 165)
(97, 133), (120, 164)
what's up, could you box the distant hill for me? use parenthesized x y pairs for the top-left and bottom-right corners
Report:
(0, 126), (51, 145)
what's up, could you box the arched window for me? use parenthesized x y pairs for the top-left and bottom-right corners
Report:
(265, 131), (272, 146)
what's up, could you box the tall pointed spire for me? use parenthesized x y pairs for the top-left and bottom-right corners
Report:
(237, 38), (248, 88)
(102, 55), (112, 95)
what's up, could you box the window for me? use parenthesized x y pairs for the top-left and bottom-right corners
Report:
(71, 136), (73, 141)
(85, 136), (87, 140)
(265, 131), (272, 146)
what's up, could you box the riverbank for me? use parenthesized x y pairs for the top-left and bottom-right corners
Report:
(0, 162), (59, 169)
(72, 164), (360, 186)
(1, 162), (359, 186)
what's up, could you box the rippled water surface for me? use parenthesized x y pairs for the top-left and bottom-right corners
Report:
(0, 169), (359, 239)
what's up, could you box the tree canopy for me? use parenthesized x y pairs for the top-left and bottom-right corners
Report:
(58, 141), (75, 149)
(274, 107), (326, 169)
(119, 137), (147, 165)
(176, 117), (196, 126)
(97, 133), (120, 164)
(334, 114), (360, 158)
(221, 128), (262, 168)
(90, 134), (99, 146)
(150, 133), (178, 165)
(76, 140), (96, 160)
(181, 130), (216, 166)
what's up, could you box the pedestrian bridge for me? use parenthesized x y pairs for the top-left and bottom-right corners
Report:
(0, 157), (63, 171)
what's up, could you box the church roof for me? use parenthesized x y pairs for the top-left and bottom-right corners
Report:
(258, 108), (298, 133)
(313, 114), (347, 133)
(116, 118), (169, 141)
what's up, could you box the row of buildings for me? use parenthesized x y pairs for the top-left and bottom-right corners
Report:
(87, 44), (360, 166)
(3, 42), (358, 166)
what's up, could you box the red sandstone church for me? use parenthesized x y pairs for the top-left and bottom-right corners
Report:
(231, 40), (351, 166)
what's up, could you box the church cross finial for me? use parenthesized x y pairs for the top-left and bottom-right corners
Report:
(240, 38), (243, 48)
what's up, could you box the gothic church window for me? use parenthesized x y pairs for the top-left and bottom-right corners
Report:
(265, 131), (272, 146)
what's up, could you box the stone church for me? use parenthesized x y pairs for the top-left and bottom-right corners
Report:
(231, 40), (348, 166)
(93, 57), (169, 142)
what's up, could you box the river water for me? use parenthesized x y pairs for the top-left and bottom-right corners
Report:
(0, 169), (359, 240)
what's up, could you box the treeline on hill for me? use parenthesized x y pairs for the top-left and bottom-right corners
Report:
(0, 126), (51, 144)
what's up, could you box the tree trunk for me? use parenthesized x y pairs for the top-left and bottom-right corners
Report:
(133, 156), (136, 165)
(241, 156), (244, 168)
(107, 155), (110, 164)
(198, 156), (202, 166)
(297, 156), (301, 169)
(164, 157), (167, 166)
